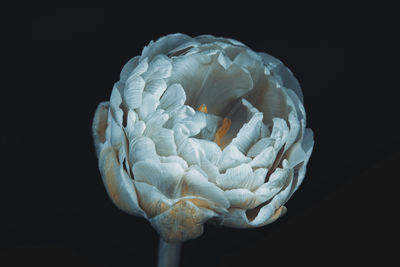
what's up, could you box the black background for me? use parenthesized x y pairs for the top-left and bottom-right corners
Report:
(2, 4), (398, 267)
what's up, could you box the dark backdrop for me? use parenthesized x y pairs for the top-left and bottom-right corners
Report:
(2, 4), (398, 267)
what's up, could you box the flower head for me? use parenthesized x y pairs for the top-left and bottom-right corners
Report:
(92, 33), (314, 242)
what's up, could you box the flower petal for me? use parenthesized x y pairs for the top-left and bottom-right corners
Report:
(152, 128), (177, 156)
(247, 137), (275, 157)
(132, 160), (184, 198)
(167, 41), (199, 57)
(159, 155), (188, 170)
(258, 52), (303, 103)
(217, 52), (233, 69)
(110, 82), (122, 112)
(181, 168), (230, 209)
(217, 144), (251, 172)
(285, 116), (301, 151)
(199, 161), (220, 183)
(149, 198), (216, 243)
(198, 112), (222, 141)
(193, 56), (254, 116)
(247, 73), (289, 125)
(136, 92), (160, 120)
(250, 172), (293, 226)
(253, 168), (290, 207)
(231, 111), (263, 154)
(98, 146), (144, 216)
(124, 75), (145, 110)
(129, 57), (149, 78)
(92, 102), (109, 157)
(172, 123), (190, 148)
(270, 117), (290, 151)
(292, 128), (314, 193)
(128, 120), (145, 140)
(195, 35), (247, 48)
(125, 110), (137, 138)
(144, 78), (167, 100)
(177, 138), (204, 166)
(143, 109), (169, 135)
(250, 168), (268, 191)
(197, 139), (222, 165)
(216, 163), (253, 190)
(166, 106), (206, 137)
(106, 109), (123, 147)
(221, 206), (287, 228)
(224, 188), (255, 208)
(159, 83), (187, 115)
(248, 146), (276, 168)
(141, 33), (193, 60)
(142, 54), (172, 80)
(285, 141), (307, 169)
(119, 56), (140, 82)
(129, 136), (159, 165)
(133, 180), (172, 218)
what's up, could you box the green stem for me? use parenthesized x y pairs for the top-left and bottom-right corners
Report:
(157, 237), (182, 267)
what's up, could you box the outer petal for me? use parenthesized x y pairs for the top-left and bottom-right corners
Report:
(221, 206), (287, 228)
(141, 55), (172, 81)
(149, 198), (217, 243)
(248, 73), (290, 125)
(98, 145), (144, 216)
(133, 181), (172, 218)
(221, 168), (293, 228)
(292, 128), (314, 193)
(92, 102), (109, 157)
(258, 52), (303, 103)
(141, 33), (193, 61)
(224, 188), (255, 208)
(119, 56), (140, 82)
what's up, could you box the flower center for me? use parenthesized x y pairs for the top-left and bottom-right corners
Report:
(198, 104), (231, 147)
(197, 104), (208, 113)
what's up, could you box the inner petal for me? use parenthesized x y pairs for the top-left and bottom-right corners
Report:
(168, 51), (253, 117)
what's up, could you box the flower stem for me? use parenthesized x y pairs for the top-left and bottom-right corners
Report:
(157, 237), (182, 267)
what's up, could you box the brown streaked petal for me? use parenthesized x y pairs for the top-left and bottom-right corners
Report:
(98, 146), (144, 216)
(149, 199), (217, 243)
(92, 102), (110, 158)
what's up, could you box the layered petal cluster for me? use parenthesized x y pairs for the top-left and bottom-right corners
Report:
(92, 33), (314, 242)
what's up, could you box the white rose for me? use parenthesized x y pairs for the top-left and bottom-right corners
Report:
(92, 33), (314, 243)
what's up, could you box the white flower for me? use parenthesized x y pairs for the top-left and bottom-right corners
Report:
(92, 33), (314, 243)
